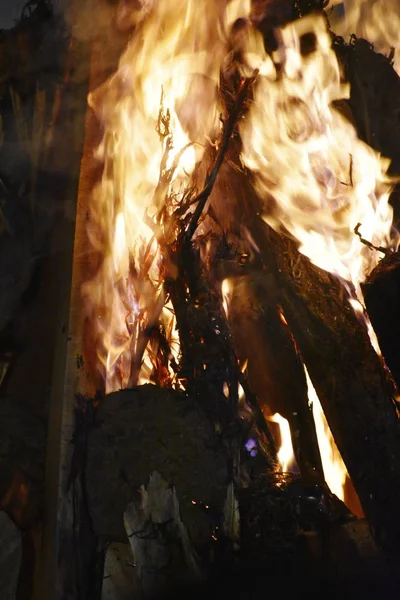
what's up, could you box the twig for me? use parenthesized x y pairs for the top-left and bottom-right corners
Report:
(185, 69), (259, 242)
(354, 223), (390, 255)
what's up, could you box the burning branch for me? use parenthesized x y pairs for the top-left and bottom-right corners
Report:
(185, 70), (259, 242)
(354, 223), (391, 256)
(133, 68), (277, 466)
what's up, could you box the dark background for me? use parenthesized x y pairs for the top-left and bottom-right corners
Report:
(0, 0), (28, 29)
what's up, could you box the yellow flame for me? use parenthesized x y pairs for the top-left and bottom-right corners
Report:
(240, 15), (397, 294)
(268, 413), (298, 473)
(221, 278), (233, 317)
(328, 0), (400, 74)
(83, 0), (252, 392)
(305, 367), (347, 501)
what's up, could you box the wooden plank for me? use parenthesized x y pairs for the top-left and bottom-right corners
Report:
(33, 38), (93, 600)
(35, 22), (132, 598)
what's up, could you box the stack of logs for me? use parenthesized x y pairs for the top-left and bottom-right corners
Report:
(2, 1), (400, 599)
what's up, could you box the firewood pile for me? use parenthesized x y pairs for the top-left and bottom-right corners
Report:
(2, 1), (400, 599)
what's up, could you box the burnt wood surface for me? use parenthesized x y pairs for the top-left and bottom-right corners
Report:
(85, 386), (229, 548)
(205, 141), (400, 552)
(364, 252), (400, 389)
(250, 219), (400, 553)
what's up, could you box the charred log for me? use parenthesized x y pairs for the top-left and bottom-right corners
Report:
(0, 511), (22, 600)
(85, 385), (230, 549)
(199, 129), (400, 551)
(249, 219), (400, 553)
(364, 252), (400, 389)
(227, 272), (324, 482)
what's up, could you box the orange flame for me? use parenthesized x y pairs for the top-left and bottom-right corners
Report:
(305, 367), (348, 501)
(268, 413), (298, 473)
(84, 0), (252, 392)
(83, 3), (398, 510)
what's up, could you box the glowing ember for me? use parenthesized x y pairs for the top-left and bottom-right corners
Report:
(305, 368), (348, 501)
(268, 413), (298, 473)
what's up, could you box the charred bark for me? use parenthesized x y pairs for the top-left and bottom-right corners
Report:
(227, 272), (324, 481)
(85, 386), (230, 546)
(248, 218), (400, 553)
(200, 133), (400, 551)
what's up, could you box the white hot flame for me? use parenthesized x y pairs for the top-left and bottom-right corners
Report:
(83, 0), (252, 392)
(305, 367), (348, 501)
(240, 15), (397, 294)
(268, 412), (298, 473)
(328, 0), (400, 74)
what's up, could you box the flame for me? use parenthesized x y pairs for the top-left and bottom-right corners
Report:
(240, 15), (397, 295)
(305, 367), (347, 501)
(82, 2), (396, 513)
(268, 412), (298, 473)
(328, 0), (400, 74)
(84, 0), (252, 392)
(221, 278), (233, 317)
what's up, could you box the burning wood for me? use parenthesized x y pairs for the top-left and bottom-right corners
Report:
(76, 0), (400, 542)
(26, 0), (400, 597)
(328, 0), (400, 74)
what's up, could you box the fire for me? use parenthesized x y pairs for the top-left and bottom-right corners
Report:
(84, 0), (251, 392)
(221, 278), (233, 317)
(83, 2), (399, 512)
(240, 14), (397, 295)
(328, 0), (400, 74)
(305, 368), (347, 501)
(239, 13), (397, 499)
(268, 413), (297, 473)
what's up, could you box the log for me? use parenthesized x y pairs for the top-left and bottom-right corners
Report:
(85, 386), (398, 598)
(363, 252), (400, 388)
(101, 543), (136, 600)
(85, 386), (229, 546)
(238, 478), (396, 592)
(0, 397), (45, 530)
(124, 471), (203, 597)
(35, 34), (92, 600)
(227, 271), (324, 480)
(250, 221), (400, 552)
(204, 141), (400, 552)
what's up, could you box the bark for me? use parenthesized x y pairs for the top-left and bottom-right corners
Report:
(85, 386), (230, 546)
(203, 138), (400, 552)
(363, 252), (400, 389)
(250, 218), (400, 552)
